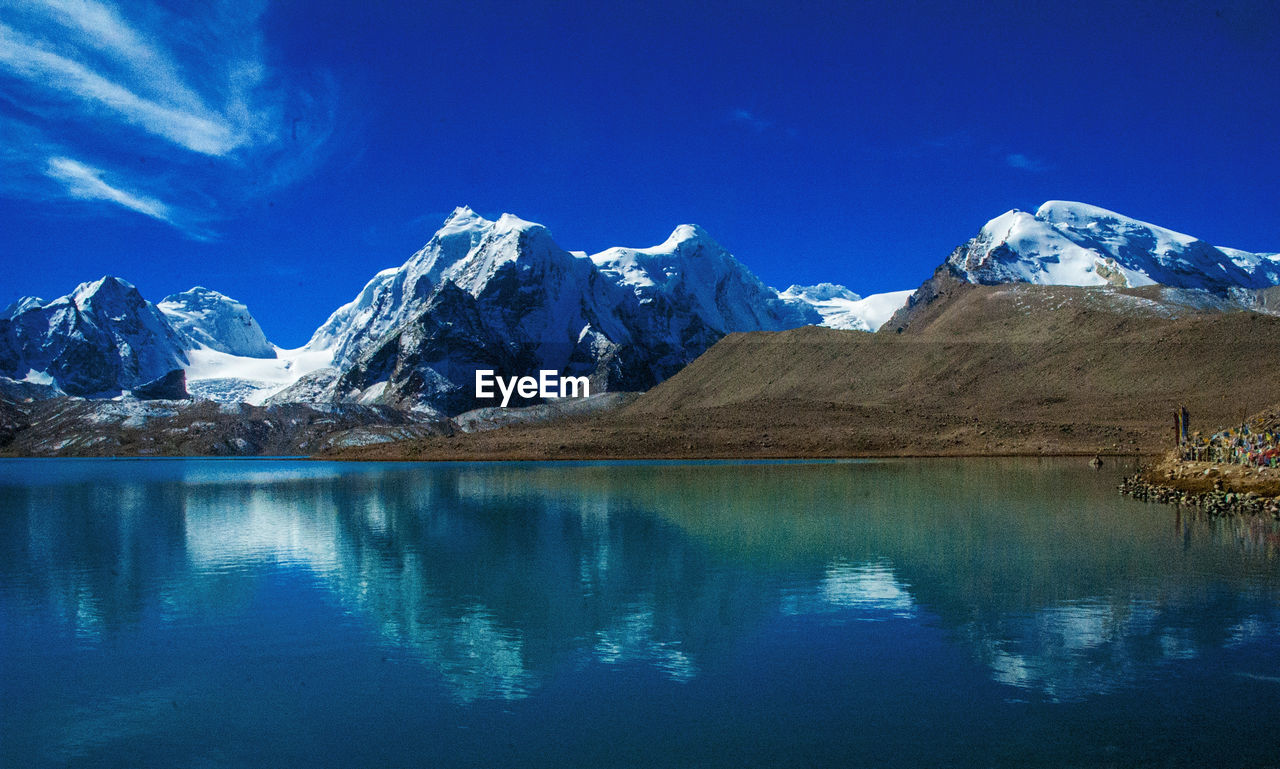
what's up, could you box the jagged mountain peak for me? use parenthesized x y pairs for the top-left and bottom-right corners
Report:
(443, 204), (480, 223)
(71, 275), (145, 306)
(492, 211), (545, 234)
(1, 276), (187, 396)
(303, 210), (829, 412)
(592, 224), (723, 267)
(589, 224), (819, 340)
(434, 207), (545, 240)
(4, 296), (44, 319)
(447, 212), (572, 298)
(309, 208), (577, 365)
(414, 209), (555, 289)
(435, 205), (492, 239)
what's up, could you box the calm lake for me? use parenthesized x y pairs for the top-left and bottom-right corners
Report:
(2, 458), (1279, 768)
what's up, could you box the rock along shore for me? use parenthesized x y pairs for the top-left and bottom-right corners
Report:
(1120, 472), (1280, 520)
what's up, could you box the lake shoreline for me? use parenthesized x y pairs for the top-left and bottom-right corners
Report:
(315, 447), (1147, 462)
(1120, 454), (1280, 518)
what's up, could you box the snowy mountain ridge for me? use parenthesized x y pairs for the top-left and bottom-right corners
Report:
(0, 277), (288, 399)
(7, 200), (1277, 412)
(949, 200), (1280, 291)
(590, 224), (818, 332)
(299, 209), (824, 412)
(0, 276), (189, 397)
(307, 207), (565, 366)
(158, 287), (276, 359)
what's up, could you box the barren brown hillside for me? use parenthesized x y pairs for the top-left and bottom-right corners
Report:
(329, 280), (1280, 461)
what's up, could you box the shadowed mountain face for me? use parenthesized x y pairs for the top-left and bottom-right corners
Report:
(0, 278), (280, 398)
(0, 209), (824, 416)
(7, 201), (1280, 420)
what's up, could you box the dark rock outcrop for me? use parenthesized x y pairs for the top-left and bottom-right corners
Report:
(130, 369), (190, 400)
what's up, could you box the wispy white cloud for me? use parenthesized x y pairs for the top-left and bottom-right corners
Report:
(10, 0), (205, 111)
(45, 156), (173, 222)
(0, 22), (239, 155)
(729, 108), (772, 133)
(0, 0), (336, 237)
(1005, 152), (1050, 172)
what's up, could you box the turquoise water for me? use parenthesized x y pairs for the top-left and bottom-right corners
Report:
(2, 458), (1279, 767)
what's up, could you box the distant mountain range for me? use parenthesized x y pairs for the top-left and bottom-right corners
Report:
(3, 201), (1278, 419)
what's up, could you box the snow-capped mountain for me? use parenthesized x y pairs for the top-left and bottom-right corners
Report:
(308, 206), (495, 366)
(781, 283), (861, 303)
(948, 201), (1280, 291)
(326, 214), (645, 412)
(780, 284), (913, 331)
(158, 287), (276, 358)
(0, 277), (301, 401)
(156, 286), (326, 404)
(297, 209), (826, 412)
(591, 224), (819, 332)
(18, 200), (1274, 415)
(0, 277), (189, 396)
(0, 210), (884, 410)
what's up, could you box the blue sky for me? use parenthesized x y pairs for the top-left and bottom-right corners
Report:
(2, 0), (1277, 346)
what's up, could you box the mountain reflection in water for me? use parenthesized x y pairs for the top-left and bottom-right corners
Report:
(2, 458), (1279, 768)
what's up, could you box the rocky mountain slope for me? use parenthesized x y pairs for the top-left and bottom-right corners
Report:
(0, 395), (448, 457)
